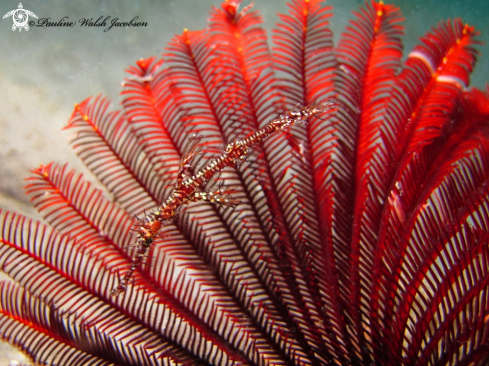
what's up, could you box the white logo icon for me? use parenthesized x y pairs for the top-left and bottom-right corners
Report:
(3, 3), (38, 32)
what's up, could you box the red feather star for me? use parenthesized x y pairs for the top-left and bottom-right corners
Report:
(0, 0), (489, 365)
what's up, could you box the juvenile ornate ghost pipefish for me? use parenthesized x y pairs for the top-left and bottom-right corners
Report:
(111, 100), (336, 296)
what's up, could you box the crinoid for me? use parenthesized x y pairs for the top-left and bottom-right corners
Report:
(1, 0), (489, 365)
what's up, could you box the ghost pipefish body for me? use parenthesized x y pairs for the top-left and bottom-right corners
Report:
(111, 100), (336, 296)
